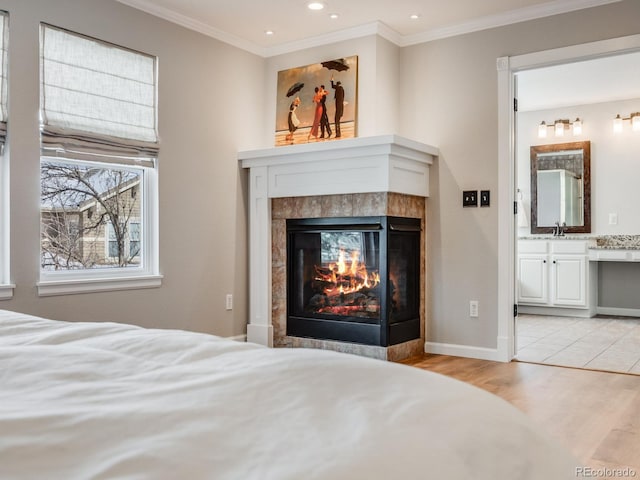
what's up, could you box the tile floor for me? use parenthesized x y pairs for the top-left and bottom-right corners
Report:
(515, 314), (640, 375)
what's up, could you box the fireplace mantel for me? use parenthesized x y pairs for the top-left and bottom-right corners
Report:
(238, 135), (438, 347)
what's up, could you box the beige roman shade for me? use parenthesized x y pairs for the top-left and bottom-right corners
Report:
(40, 24), (158, 166)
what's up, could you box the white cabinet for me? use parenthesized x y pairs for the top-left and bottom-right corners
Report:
(518, 239), (595, 315)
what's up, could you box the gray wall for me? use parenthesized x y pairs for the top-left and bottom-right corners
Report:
(1, 0), (639, 350)
(0, 0), (264, 336)
(398, 0), (640, 348)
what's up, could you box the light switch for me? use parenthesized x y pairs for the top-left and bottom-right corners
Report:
(463, 190), (478, 207)
(609, 213), (618, 225)
(480, 190), (490, 207)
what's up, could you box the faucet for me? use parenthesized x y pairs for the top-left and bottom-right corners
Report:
(553, 221), (566, 237)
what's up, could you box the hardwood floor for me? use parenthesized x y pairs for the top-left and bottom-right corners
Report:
(402, 354), (640, 475)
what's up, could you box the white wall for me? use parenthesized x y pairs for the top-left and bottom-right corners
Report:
(518, 98), (640, 236)
(0, 0), (264, 337)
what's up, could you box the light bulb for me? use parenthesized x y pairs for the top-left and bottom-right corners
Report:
(613, 114), (623, 134)
(572, 118), (582, 135)
(538, 121), (547, 138)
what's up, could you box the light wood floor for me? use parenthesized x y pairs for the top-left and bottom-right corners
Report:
(402, 354), (640, 475)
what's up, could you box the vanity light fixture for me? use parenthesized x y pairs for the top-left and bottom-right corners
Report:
(537, 118), (582, 138)
(613, 112), (640, 133)
(538, 121), (548, 138)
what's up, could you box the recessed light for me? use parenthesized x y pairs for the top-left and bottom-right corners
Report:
(308, 2), (324, 10)
(329, 13), (339, 19)
(265, 30), (274, 35)
(410, 14), (420, 20)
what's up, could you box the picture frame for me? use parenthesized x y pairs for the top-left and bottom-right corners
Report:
(275, 55), (358, 146)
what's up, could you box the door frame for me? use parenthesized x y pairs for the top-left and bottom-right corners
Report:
(496, 33), (640, 362)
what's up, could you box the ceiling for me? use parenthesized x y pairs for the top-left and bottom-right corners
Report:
(518, 51), (640, 111)
(115, 0), (622, 57)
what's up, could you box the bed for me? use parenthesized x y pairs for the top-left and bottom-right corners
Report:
(0, 309), (576, 479)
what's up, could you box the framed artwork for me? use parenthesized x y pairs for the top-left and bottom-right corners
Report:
(275, 55), (358, 146)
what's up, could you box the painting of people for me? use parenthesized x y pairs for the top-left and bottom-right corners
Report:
(275, 56), (357, 146)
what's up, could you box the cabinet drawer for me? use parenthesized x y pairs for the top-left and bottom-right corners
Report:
(519, 241), (547, 254)
(551, 241), (588, 254)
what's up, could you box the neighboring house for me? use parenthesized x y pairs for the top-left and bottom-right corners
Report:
(41, 171), (141, 271)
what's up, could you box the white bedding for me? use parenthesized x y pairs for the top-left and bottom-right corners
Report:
(0, 309), (576, 479)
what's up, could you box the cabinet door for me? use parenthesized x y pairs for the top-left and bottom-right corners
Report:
(518, 255), (548, 304)
(551, 255), (586, 306)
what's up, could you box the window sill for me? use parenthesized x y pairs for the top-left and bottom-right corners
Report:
(0, 284), (15, 300)
(37, 274), (163, 297)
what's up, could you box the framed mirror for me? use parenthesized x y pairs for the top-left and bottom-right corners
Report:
(530, 141), (591, 234)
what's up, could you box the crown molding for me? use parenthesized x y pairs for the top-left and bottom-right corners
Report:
(117, 0), (623, 57)
(263, 22), (404, 57)
(401, 0), (623, 46)
(115, 0), (267, 57)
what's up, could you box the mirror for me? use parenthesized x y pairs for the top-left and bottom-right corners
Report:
(530, 141), (591, 234)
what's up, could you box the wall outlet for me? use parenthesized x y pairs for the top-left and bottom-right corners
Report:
(225, 294), (233, 311)
(609, 213), (618, 225)
(469, 300), (479, 318)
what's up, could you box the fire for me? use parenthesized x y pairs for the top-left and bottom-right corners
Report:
(314, 249), (380, 296)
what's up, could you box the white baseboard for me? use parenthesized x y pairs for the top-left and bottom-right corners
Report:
(424, 341), (506, 362)
(246, 323), (273, 347)
(227, 334), (247, 342)
(596, 306), (640, 318)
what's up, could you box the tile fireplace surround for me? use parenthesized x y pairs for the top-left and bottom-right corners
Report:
(239, 135), (438, 360)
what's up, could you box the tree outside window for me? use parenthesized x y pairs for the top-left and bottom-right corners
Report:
(41, 160), (142, 270)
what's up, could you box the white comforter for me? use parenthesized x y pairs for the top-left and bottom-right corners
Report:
(0, 309), (576, 479)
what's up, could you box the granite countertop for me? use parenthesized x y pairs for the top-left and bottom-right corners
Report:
(519, 235), (596, 240)
(592, 235), (640, 250)
(520, 235), (640, 249)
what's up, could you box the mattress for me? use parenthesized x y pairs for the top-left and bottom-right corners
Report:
(0, 309), (577, 479)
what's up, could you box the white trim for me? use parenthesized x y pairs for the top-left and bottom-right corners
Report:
(114, 0), (267, 57)
(498, 33), (640, 365)
(227, 334), (247, 342)
(0, 283), (14, 300)
(403, 0), (622, 47)
(424, 341), (504, 362)
(596, 306), (640, 317)
(115, 0), (622, 57)
(39, 158), (161, 293)
(37, 274), (163, 297)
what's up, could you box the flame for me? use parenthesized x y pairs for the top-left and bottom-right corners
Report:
(314, 249), (380, 296)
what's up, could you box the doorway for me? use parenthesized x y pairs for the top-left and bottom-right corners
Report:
(496, 34), (640, 369)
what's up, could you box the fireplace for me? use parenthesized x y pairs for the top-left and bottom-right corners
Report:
(287, 216), (421, 346)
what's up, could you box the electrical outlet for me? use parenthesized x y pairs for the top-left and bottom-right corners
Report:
(469, 300), (479, 318)
(609, 213), (618, 225)
(225, 294), (233, 311)
(463, 190), (478, 207)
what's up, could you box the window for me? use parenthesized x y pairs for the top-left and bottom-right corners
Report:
(0, 11), (11, 300)
(38, 24), (161, 296)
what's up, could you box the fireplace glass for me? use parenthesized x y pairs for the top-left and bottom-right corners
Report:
(287, 216), (420, 346)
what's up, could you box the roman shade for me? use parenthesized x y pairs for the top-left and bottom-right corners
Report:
(40, 24), (158, 165)
(0, 12), (8, 151)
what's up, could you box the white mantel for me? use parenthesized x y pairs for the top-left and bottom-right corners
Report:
(238, 135), (438, 346)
